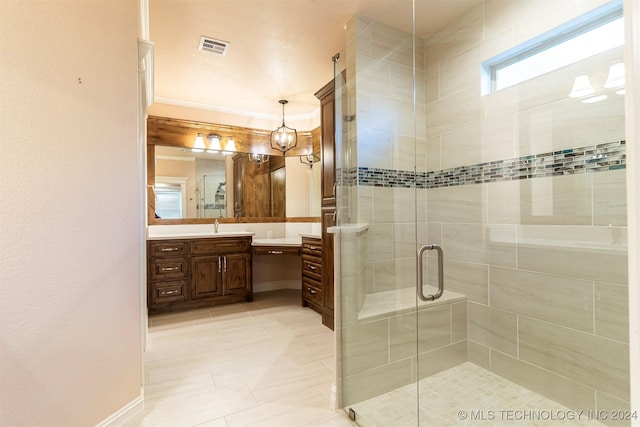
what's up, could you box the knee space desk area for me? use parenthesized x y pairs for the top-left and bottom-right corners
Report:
(252, 235), (323, 314)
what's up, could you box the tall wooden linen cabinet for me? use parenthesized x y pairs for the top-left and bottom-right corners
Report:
(315, 79), (336, 330)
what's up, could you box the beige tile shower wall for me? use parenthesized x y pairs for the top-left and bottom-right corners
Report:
(353, 16), (427, 295)
(423, 0), (629, 414)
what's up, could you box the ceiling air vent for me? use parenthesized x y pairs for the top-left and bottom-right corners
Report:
(198, 36), (229, 56)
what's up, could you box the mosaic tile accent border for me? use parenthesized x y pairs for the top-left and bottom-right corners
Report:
(350, 140), (626, 189)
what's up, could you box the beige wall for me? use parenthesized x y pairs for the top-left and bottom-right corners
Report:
(0, 1), (142, 425)
(285, 156), (313, 217)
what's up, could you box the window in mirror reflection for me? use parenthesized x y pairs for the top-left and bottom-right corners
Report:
(155, 180), (186, 219)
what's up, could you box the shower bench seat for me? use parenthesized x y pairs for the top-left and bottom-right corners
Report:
(358, 286), (466, 321)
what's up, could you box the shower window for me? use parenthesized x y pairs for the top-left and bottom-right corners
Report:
(482, 0), (623, 93)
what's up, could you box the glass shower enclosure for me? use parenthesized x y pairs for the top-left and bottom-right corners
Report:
(334, 0), (630, 425)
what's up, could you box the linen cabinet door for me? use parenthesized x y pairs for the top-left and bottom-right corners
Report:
(191, 255), (222, 299)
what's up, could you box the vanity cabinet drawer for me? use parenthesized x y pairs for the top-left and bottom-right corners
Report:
(150, 257), (189, 280)
(191, 237), (251, 255)
(301, 236), (323, 313)
(302, 240), (322, 258)
(302, 259), (322, 281)
(150, 280), (188, 304)
(253, 246), (301, 256)
(302, 281), (322, 311)
(149, 241), (189, 257)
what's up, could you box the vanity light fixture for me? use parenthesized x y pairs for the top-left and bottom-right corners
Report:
(193, 133), (206, 152)
(223, 137), (237, 155)
(604, 62), (625, 88)
(299, 153), (320, 168)
(206, 134), (222, 153)
(270, 99), (297, 155)
(568, 74), (595, 98)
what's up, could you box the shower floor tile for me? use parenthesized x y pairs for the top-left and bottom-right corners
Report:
(348, 362), (606, 427)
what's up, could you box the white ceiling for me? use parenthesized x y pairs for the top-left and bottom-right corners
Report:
(149, 0), (482, 123)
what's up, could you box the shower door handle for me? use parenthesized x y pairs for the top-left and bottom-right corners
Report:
(417, 244), (444, 302)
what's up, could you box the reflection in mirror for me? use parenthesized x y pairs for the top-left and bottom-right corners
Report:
(155, 146), (227, 218)
(153, 145), (319, 219)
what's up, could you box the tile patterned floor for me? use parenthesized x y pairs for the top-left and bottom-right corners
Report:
(350, 362), (607, 427)
(124, 290), (355, 427)
(124, 289), (606, 427)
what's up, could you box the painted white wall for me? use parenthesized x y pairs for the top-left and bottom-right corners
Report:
(0, 1), (142, 425)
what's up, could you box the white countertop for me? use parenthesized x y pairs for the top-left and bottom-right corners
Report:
(147, 231), (254, 240)
(252, 237), (301, 247)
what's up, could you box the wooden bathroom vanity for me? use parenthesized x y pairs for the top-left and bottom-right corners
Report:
(147, 232), (332, 330)
(147, 234), (253, 314)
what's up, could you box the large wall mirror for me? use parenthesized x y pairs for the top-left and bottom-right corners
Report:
(148, 116), (321, 224)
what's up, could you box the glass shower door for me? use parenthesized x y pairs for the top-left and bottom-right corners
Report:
(337, 0), (630, 426)
(334, 2), (422, 424)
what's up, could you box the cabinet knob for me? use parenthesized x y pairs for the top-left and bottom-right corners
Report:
(160, 247), (179, 252)
(268, 250), (283, 255)
(160, 266), (179, 272)
(307, 288), (317, 295)
(160, 289), (179, 296)
(307, 264), (316, 271)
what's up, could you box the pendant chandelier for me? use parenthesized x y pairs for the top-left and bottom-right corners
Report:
(270, 99), (297, 155)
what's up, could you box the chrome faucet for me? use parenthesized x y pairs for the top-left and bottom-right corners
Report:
(214, 218), (219, 233)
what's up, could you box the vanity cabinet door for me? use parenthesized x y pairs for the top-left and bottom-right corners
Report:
(222, 253), (251, 295)
(315, 80), (336, 207)
(191, 255), (222, 299)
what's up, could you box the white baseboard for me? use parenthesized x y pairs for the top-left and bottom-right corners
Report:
(253, 280), (301, 293)
(96, 389), (144, 427)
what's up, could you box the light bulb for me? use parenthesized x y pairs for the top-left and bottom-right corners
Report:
(192, 133), (206, 152)
(569, 75), (595, 98)
(225, 137), (236, 152)
(207, 135), (222, 152)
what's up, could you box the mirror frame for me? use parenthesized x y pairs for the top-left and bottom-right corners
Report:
(147, 115), (321, 225)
